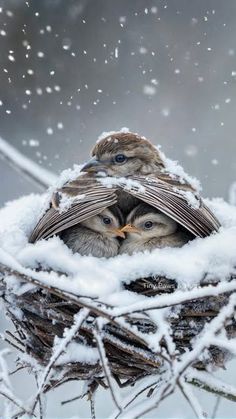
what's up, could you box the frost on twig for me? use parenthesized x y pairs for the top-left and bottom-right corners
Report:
(30, 308), (89, 415)
(1, 256), (236, 418)
(0, 349), (33, 417)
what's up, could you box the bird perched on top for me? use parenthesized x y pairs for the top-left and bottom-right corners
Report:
(60, 205), (125, 257)
(29, 131), (220, 245)
(119, 203), (192, 255)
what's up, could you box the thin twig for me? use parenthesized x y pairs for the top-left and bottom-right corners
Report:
(31, 308), (89, 415)
(114, 376), (164, 419)
(0, 390), (34, 417)
(112, 280), (236, 316)
(187, 370), (236, 403)
(61, 393), (84, 406)
(178, 377), (206, 419)
(93, 320), (122, 413)
(35, 372), (44, 419)
(90, 395), (96, 419)
(212, 396), (221, 419)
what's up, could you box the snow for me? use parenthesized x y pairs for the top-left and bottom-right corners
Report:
(0, 136), (57, 188)
(56, 341), (99, 365)
(0, 191), (235, 302)
(99, 176), (145, 193)
(97, 127), (130, 142)
(143, 85), (157, 96)
(159, 148), (202, 192)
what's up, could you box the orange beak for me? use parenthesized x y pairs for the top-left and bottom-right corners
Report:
(120, 224), (140, 234)
(112, 228), (126, 239)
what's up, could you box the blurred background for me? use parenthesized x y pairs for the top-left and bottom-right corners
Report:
(0, 0), (236, 417)
(0, 0), (236, 203)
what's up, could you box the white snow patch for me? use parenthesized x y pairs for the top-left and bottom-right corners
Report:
(55, 341), (99, 365)
(158, 146), (201, 192)
(0, 194), (235, 302)
(97, 127), (130, 142)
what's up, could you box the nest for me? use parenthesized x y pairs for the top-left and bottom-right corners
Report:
(1, 262), (236, 396)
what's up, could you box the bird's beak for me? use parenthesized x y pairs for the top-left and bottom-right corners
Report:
(81, 157), (106, 174)
(112, 228), (126, 239)
(120, 224), (140, 234)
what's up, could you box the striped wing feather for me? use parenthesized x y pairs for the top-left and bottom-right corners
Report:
(29, 174), (220, 243)
(29, 177), (117, 242)
(126, 175), (220, 237)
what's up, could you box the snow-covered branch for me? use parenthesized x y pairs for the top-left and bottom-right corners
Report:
(0, 137), (57, 189)
(0, 349), (33, 417)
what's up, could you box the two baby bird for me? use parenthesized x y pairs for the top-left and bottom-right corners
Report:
(62, 203), (190, 257)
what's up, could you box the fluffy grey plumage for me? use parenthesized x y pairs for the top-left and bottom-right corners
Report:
(61, 206), (124, 257)
(119, 203), (192, 255)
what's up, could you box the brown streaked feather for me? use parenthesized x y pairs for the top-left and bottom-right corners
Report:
(157, 172), (195, 192)
(29, 174), (220, 243)
(92, 132), (155, 155)
(123, 175), (220, 237)
(29, 176), (118, 242)
(92, 132), (165, 167)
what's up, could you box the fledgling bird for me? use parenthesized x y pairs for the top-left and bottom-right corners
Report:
(119, 203), (192, 255)
(60, 205), (125, 258)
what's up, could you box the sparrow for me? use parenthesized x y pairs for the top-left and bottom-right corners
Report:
(82, 132), (164, 177)
(119, 203), (192, 255)
(60, 205), (125, 257)
(81, 131), (192, 191)
(29, 132), (220, 244)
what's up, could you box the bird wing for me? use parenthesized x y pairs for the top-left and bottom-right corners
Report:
(29, 173), (220, 243)
(29, 176), (118, 243)
(120, 175), (220, 237)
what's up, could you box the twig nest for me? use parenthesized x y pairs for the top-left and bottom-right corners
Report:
(0, 194), (236, 391)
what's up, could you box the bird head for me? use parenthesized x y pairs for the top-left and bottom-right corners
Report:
(81, 206), (125, 238)
(81, 132), (164, 177)
(121, 203), (177, 240)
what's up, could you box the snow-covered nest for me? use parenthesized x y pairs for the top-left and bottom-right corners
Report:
(0, 192), (236, 416)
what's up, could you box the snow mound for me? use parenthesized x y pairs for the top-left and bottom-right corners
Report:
(0, 194), (235, 303)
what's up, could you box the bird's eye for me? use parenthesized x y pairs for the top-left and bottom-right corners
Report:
(102, 217), (112, 225)
(144, 221), (153, 229)
(114, 154), (127, 164)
